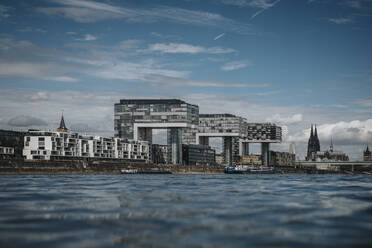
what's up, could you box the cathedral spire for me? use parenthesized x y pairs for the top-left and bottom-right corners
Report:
(330, 137), (334, 152)
(57, 112), (68, 132)
(314, 124), (320, 152)
(310, 124), (314, 137)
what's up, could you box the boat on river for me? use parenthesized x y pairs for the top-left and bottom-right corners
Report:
(120, 169), (138, 174)
(225, 165), (274, 174)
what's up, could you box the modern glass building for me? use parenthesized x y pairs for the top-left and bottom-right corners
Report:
(114, 99), (199, 140)
(114, 99), (199, 164)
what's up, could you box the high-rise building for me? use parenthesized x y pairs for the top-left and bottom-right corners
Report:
(306, 124), (320, 161)
(114, 99), (199, 140)
(114, 99), (199, 164)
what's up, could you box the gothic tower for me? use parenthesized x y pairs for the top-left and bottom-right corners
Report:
(306, 124), (320, 161)
(314, 125), (320, 152)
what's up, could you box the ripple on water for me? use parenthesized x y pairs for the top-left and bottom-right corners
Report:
(0, 174), (372, 248)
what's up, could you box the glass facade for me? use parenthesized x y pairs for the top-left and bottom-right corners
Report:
(114, 99), (199, 139)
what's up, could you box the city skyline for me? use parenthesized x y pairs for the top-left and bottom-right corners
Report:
(0, 0), (372, 159)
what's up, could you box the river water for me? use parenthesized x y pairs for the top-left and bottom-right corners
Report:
(1, 174), (372, 248)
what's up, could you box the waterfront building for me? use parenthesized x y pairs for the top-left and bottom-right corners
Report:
(363, 146), (371, 161)
(240, 155), (262, 166)
(306, 124), (320, 161)
(114, 99), (199, 164)
(114, 99), (282, 166)
(269, 151), (296, 166)
(23, 115), (150, 162)
(182, 113), (281, 166)
(306, 126), (349, 162)
(151, 144), (167, 164)
(23, 131), (149, 161)
(215, 153), (224, 164)
(313, 140), (349, 162)
(0, 129), (25, 158)
(182, 144), (215, 165)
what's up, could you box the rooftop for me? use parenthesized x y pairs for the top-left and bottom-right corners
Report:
(118, 99), (188, 105)
(199, 114), (236, 118)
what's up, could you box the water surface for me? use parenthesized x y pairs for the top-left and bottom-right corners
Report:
(1, 174), (372, 247)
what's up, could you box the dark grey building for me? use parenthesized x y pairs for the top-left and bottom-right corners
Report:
(0, 130), (26, 158)
(151, 144), (167, 164)
(182, 113), (282, 166)
(182, 144), (215, 165)
(114, 99), (199, 164)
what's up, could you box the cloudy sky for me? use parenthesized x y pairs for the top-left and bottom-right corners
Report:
(0, 0), (371, 160)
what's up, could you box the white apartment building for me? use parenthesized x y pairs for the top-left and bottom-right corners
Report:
(23, 131), (149, 161)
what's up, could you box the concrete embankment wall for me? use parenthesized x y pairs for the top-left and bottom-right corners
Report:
(274, 163), (372, 174)
(0, 159), (225, 175)
(273, 165), (341, 174)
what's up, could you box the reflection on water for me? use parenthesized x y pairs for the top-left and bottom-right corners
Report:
(1, 174), (372, 247)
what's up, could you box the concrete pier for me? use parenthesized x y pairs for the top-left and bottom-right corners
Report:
(239, 142), (249, 156)
(167, 128), (182, 164)
(223, 137), (233, 166)
(261, 143), (270, 167)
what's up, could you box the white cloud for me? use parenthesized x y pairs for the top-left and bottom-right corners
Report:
(221, 0), (279, 8)
(345, 0), (362, 9)
(76, 34), (97, 41)
(18, 27), (47, 33)
(36, 0), (253, 34)
(0, 4), (10, 19)
(148, 43), (204, 54)
(118, 39), (142, 49)
(7, 115), (48, 127)
(93, 61), (190, 82)
(221, 0), (281, 19)
(147, 43), (235, 54)
(288, 119), (372, 146)
(0, 62), (58, 78)
(329, 17), (353, 24)
(44, 76), (79, 82)
(214, 33), (225, 40)
(266, 114), (303, 125)
(171, 80), (270, 88)
(221, 61), (251, 71)
(0, 89), (119, 136)
(0, 37), (248, 88)
(30, 92), (50, 101)
(353, 99), (372, 107)
(0, 62), (78, 82)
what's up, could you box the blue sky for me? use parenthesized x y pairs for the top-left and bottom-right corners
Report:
(0, 0), (372, 159)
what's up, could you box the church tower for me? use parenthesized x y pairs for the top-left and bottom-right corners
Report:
(57, 113), (68, 132)
(306, 124), (321, 161)
(314, 125), (320, 152)
(364, 146), (372, 161)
